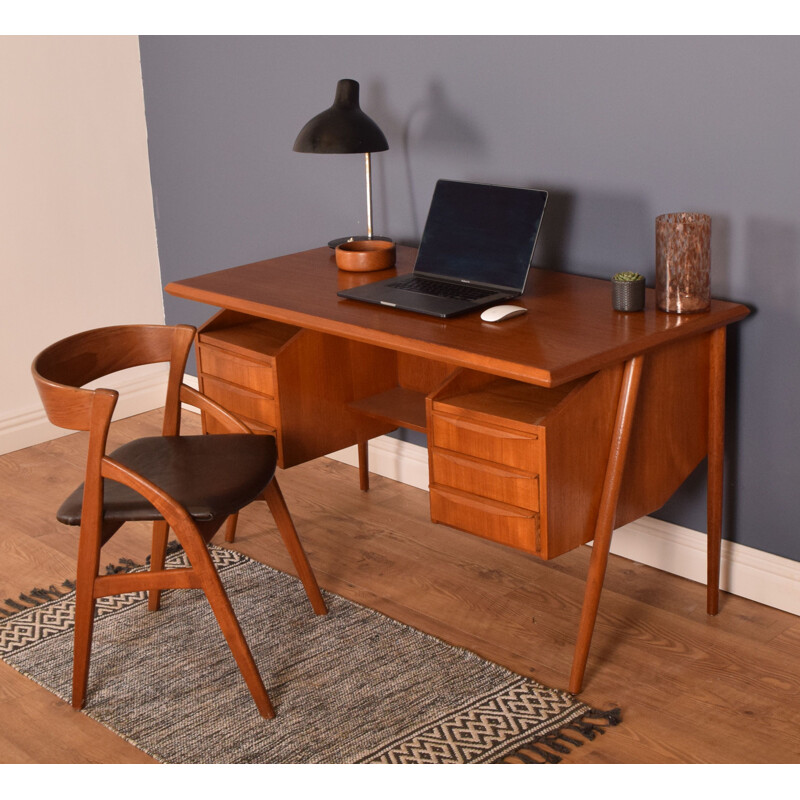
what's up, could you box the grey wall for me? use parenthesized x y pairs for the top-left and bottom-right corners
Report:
(139, 35), (800, 562)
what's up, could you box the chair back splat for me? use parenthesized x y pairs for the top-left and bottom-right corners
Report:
(32, 324), (327, 719)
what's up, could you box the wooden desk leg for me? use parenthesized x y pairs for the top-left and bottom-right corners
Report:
(358, 440), (370, 492)
(569, 355), (644, 694)
(707, 327), (727, 615)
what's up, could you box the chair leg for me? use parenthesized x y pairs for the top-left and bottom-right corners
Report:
(71, 523), (102, 710)
(71, 582), (96, 710)
(263, 479), (328, 616)
(148, 520), (170, 611)
(224, 513), (239, 543)
(180, 533), (275, 718)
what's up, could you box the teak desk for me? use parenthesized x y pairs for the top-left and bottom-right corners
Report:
(166, 245), (750, 693)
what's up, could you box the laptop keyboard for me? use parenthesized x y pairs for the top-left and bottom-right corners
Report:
(393, 276), (496, 301)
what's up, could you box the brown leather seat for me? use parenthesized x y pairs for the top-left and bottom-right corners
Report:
(32, 323), (327, 719)
(57, 434), (277, 528)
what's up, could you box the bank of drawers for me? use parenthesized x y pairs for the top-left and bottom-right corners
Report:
(428, 410), (543, 555)
(197, 342), (278, 436)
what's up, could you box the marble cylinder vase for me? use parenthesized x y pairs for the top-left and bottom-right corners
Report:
(655, 212), (711, 313)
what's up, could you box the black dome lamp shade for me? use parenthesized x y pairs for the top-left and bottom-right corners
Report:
(293, 79), (392, 248)
(293, 78), (388, 154)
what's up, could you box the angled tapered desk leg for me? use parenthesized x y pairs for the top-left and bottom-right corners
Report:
(707, 327), (727, 615)
(569, 355), (645, 694)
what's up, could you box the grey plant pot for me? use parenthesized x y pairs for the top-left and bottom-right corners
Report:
(612, 278), (645, 312)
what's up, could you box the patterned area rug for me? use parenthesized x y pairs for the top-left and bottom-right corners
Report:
(0, 546), (620, 763)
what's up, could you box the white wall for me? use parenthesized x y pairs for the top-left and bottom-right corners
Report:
(0, 36), (166, 454)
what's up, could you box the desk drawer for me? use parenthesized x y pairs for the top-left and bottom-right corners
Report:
(204, 413), (276, 437)
(199, 344), (275, 396)
(430, 485), (540, 555)
(430, 450), (539, 511)
(202, 374), (278, 428)
(430, 413), (541, 472)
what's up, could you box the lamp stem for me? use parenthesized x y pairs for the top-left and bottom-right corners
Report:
(364, 152), (373, 239)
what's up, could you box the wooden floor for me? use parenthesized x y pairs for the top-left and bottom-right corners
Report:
(1, 409), (799, 764)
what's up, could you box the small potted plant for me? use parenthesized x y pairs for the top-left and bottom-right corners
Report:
(611, 271), (646, 312)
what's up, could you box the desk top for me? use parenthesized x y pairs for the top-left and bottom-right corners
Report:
(166, 246), (750, 388)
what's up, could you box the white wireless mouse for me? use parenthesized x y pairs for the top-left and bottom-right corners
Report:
(480, 304), (528, 323)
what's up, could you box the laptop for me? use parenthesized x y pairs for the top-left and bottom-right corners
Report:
(337, 180), (548, 318)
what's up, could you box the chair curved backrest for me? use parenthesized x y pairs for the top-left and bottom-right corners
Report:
(32, 324), (195, 433)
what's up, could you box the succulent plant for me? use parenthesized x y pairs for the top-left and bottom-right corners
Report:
(612, 271), (644, 282)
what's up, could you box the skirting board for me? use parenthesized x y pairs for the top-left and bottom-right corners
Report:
(0, 364), (171, 456)
(328, 435), (800, 618)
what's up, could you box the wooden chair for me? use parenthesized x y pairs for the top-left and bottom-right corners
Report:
(32, 324), (328, 719)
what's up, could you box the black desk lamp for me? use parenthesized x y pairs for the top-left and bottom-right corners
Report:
(293, 78), (392, 248)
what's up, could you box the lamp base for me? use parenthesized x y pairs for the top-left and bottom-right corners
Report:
(328, 234), (393, 249)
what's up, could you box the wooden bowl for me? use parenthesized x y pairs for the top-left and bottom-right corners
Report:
(335, 240), (396, 272)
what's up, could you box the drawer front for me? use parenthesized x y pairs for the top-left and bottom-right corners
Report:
(204, 413), (276, 437)
(202, 374), (278, 428)
(430, 450), (539, 511)
(199, 344), (275, 396)
(430, 413), (541, 472)
(430, 485), (540, 556)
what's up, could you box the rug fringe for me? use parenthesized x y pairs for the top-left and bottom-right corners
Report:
(104, 540), (183, 575)
(104, 557), (141, 574)
(1, 541), (194, 618)
(1, 579), (77, 617)
(0, 551), (160, 618)
(497, 707), (622, 764)
(0, 543), (192, 618)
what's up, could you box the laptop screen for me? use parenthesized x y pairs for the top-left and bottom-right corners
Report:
(414, 180), (548, 290)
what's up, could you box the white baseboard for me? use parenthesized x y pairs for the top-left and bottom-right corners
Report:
(328, 436), (800, 617)
(0, 364), (170, 455)
(329, 434), (431, 492)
